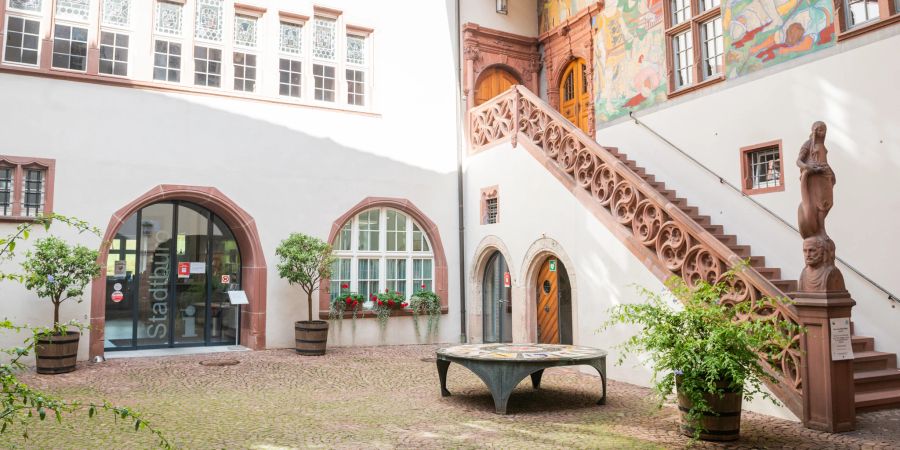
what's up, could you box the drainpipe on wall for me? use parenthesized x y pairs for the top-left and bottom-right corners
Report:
(454, 0), (467, 344)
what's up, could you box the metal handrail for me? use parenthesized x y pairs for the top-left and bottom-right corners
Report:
(627, 111), (899, 306)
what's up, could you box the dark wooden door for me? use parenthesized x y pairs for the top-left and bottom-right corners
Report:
(536, 258), (559, 344)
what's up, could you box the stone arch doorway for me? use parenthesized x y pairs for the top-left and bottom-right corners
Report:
(535, 256), (573, 344)
(522, 237), (577, 344)
(474, 66), (521, 106)
(482, 250), (512, 343)
(89, 185), (266, 359)
(468, 236), (516, 344)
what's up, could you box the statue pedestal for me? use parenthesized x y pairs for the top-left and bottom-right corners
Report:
(794, 291), (856, 432)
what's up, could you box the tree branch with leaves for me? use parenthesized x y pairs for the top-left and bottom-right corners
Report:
(275, 233), (335, 322)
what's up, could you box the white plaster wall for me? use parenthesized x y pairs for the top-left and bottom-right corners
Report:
(596, 31), (900, 354)
(0, 1), (465, 357)
(460, 0), (539, 36)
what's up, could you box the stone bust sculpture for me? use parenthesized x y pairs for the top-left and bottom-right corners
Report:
(799, 236), (845, 292)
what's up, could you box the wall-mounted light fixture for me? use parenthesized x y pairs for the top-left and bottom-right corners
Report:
(496, 0), (508, 15)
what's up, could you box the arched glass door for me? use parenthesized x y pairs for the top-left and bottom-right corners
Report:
(103, 201), (242, 350)
(482, 251), (512, 343)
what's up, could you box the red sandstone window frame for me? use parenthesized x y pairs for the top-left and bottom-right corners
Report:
(740, 140), (785, 195)
(480, 186), (499, 225)
(663, 0), (725, 98)
(834, 0), (900, 41)
(0, 155), (55, 221)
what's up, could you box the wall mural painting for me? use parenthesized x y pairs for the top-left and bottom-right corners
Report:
(724, 0), (835, 77)
(593, 0), (668, 123)
(539, 0), (599, 34)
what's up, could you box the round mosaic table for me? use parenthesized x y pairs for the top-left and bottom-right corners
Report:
(436, 343), (607, 414)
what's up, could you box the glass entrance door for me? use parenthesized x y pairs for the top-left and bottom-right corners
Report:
(482, 251), (512, 343)
(104, 201), (241, 350)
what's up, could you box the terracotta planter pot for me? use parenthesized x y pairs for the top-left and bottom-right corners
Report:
(34, 331), (80, 374)
(294, 320), (328, 356)
(677, 378), (743, 441)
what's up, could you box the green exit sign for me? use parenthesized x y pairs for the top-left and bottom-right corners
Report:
(549, 260), (557, 272)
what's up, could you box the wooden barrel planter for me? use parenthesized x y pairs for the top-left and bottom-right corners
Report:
(295, 320), (329, 355)
(677, 381), (743, 441)
(34, 331), (80, 375)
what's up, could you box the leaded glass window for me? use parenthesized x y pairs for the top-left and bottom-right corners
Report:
(102, 0), (130, 27)
(56, 0), (90, 21)
(346, 35), (365, 65)
(234, 15), (257, 47)
(4, 16), (40, 65)
(22, 169), (44, 217)
(280, 21), (302, 54)
(0, 168), (12, 216)
(8, 0), (42, 12)
(312, 16), (335, 60)
(194, 0), (223, 41)
(155, 1), (182, 36)
(99, 31), (129, 76)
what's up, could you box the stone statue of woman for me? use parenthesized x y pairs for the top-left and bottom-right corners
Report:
(797, 121), (836, 239)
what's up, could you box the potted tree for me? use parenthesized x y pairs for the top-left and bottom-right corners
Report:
(276, 233), (334, 356)
(601, 272), (798, 441)
(20, 236), (101, 374)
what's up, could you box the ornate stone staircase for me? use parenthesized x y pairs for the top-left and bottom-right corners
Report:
(468, 86), (900, 416)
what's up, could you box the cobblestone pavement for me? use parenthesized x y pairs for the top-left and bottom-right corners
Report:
(3, 345), (899, 449)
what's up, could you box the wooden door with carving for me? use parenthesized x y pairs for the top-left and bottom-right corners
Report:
(558, 58), (590, 134)
(536, 258), (560, 344)
(474, 67), (519, 106)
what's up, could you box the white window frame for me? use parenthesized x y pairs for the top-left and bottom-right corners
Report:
(277, 16), (306, 99)
(98, 29), (129, 77)
(97, 0), (131, 78)
(344, 30), (369, 107)
(2, 12), (43, 67)
(332, 208), (435, 307)
(310, 13), (339, 103)
(232, 10), (261, 93)
(152, 0), (186, 84)
(50, 20), (91, 73)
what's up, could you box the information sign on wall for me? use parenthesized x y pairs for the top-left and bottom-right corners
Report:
(177, 262), (190, 278)
(549, 260), (557, 272)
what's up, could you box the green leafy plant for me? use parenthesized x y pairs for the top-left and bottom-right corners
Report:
(371, 290), (406, 334)
(275, 233), (335, 323)
(599, 270), (799, 439)
(409, 284), (441, 342)
(1, 214), (170, 447)
(21, 236), (101, 326)
(328, 283), (364, 329)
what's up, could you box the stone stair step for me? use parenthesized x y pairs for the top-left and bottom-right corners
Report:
(852, 336), (876, 353)
(855, 388), (900, 412)
(854, 369), (900, 393)
(854, 351), (898, 372)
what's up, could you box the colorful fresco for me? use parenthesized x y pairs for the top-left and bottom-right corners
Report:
(539, 0), (599, 34)
(724, 0), (835, 77)
(592, 0), (668, 123)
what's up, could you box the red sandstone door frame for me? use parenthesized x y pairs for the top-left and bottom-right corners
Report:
(89, 185), (267, 359)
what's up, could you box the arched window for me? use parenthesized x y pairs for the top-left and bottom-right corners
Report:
(330, 207), (435, 303)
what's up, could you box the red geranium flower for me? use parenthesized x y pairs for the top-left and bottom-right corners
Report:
(341, 283), (349, 289)
(377, 300), (383, 306)
(385, 288), (389, 293)
(388, 300), (394, 307)
(394, 291), (400, 296)
(345, 298), (352, 305)
(400, 302), (407, 308)
(421, 283), (426, 289)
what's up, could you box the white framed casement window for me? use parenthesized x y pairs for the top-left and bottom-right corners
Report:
(98, 0), (132, 77)
(311, 15), (337, 102)
(345, 32), (368, 106)
(193, 45), (222, 87)
(232, 13), (259, 92)
(278, 18), (304, 98)
(192, 0), (223, 87)
(51, 22), (89, 72)
(153, 0), (184, 83)
(331, 208), (435, 305)
(3, 13), (42, 66)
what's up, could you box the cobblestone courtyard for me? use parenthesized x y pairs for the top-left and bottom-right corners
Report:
(3, 345), (899, 449)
